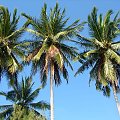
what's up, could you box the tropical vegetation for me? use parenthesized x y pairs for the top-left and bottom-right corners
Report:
(0, 6), (27, 82)
(0, 77), (49, 119)
(0, 2), (120, 120)
(22, 3), (85, 120)
(10, 105), (47, 120)
(75, 7), (120, 115)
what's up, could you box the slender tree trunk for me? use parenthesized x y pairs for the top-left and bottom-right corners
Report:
(112, 82), (120, 116)
(50, 62), (54, 120)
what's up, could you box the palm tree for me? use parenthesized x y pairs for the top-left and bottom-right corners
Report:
(0, 6), (28, 82)
(75, 7), (120, 115)
(22, 3), (85, 120)
(0, 77), (50, 119)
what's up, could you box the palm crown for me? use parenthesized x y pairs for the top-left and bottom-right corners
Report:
(0, 6), (26, 80)
(0, 77), (50, 119)
(22, 3), (85, 85)
(76, 7), (120, 96)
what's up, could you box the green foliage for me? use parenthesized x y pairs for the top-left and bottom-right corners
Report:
(1, 3), (120, 119)
(0, 5), (27, 81)
(22, 3), (85, 85)
(76, 7), (120, 96)
(0, 117), (4, 120)
(10, 105), (47, 120)
(0, 77), (49, 119)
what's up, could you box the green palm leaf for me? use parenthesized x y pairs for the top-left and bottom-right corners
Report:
(29, 101), (50, 110)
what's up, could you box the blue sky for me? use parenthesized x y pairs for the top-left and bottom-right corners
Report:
(0, 0), (120, 120)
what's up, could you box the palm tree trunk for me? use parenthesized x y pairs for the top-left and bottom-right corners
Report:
(50, 62), (54, 120)
(112, 82), (120, 116)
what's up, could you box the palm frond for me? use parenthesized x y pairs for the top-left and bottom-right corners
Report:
(0, 91), (16, 102)
(61, 52), (73, 70)
(75, 56), (96, 76)
(88, 7), (102, 40)
(107, 49), (120, 64)
(54, 62), (61, 85)
(111, 42), (120, 50)
(25, 28), (44, 37)
(82, 49), (98, 58)
(0, 105), (13, 111)
(0, 107), (13, 119)
(25, 88), (41, 104)
(54, 52), (63, 70)
(62, 65), (69, 82)
(33, 43), (48, 61)
(29, 101), (50, 110)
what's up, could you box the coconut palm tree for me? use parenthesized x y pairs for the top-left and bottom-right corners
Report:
(0, 77), (50, 119)
(22, 3), (85, 120)
(0, 6), (28, 82)
(75, 7), (120, 115)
